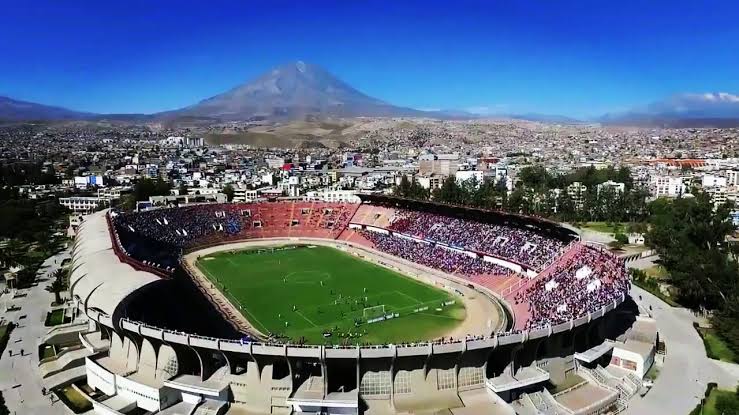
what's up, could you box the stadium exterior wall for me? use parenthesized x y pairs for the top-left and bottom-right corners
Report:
(80, 291), (626, 363)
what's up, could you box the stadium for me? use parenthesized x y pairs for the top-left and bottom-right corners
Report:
(65, 195), (647, 415)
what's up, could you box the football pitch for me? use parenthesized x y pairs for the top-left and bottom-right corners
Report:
(196, 245), (465, 345)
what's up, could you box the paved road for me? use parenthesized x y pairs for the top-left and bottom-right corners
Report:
(625, 284), (739, 415)
(626, 256), (657, 270)
(0, 250), (70, 415)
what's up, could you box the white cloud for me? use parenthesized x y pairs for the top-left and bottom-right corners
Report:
(684, 92), (739, 103)
(717, 92), (739, 103)
(464, 104), (508, 115)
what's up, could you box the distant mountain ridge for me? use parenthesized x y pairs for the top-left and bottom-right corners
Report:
(0, 96), (92, 121)
(508, 113), (584, 124)
(2, 66), (739, 128)
(0, 62), (456, 122)
(600, 92), (739, 127)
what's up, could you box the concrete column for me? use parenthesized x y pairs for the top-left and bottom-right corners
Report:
(389, 345), (397, 411)
(320, 346), (327, 398)
(423, 342), (433, 378)
(355, 348), (361, 398)
(509, 344), (523, 377)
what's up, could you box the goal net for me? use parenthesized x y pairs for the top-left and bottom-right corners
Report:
(363, 304), (386, 320)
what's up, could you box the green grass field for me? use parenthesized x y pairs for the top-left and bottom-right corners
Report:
(54, 385), (92, 414)
(697, 327), (738, 363)
(40, 344), (56, 360)
(196, 245), (465, 345)
(696, 388), (739, 415)
(45, 309), (68, 327)
(643, 265), (668, 279)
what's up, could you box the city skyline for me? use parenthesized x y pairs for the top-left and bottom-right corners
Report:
(2, 1), (739, 118)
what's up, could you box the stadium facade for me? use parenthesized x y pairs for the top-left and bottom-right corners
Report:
(64, 197), (642, 415)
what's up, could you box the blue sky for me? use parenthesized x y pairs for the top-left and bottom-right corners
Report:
(1, 0), (738, 117)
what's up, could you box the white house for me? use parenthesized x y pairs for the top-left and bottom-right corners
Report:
(610, 316), (657, 379)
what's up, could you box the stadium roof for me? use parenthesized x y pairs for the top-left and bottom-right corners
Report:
(69, 209), (161, 317)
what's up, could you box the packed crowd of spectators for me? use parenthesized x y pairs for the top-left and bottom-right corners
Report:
(115, 204), (243, 249)
(516, 246), (629, 329)
(388, 210), (566, 271)
(109, 202), (630, 341)
(359, 230), (513, 277)
(111, 202), (358, 268)
(114, 225), (181, 270)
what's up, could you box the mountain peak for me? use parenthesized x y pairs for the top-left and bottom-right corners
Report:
(271, 60), (317, 75)
(0, 62), (447, 122)
(176, 62), (425, 120)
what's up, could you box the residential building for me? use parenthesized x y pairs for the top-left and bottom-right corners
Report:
(650, 175), (687, 198)
(596, 180), (625, 194)
(59, 196), (104, 213)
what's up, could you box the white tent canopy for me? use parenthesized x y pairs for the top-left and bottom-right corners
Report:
(575, 265), (593, 280)
(587, 279), (602, 293)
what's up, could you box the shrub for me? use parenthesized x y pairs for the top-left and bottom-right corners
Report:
(614, 233), (629, 245)
(716, 392), (739, 414)
(608, 240), (624, 250)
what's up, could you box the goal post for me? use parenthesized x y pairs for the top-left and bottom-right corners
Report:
(363, 304), (386, 320)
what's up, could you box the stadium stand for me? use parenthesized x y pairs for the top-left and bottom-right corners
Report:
(358, 230), (514, 278)
(516, 245), (629, 329)
(63, 197), (636, 415)
(109, 198), (627, 335)
(387, 209), (565, 271)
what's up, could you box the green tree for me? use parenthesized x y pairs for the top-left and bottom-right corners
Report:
(615, 166), (634, 190)
(506, 188), (531, 214)
(608, 240), (625, 250)
(393, 176), (429, 200)
(581, 188), (598, 222)
(470, 179), (506, 209)
(0, 239), (24, 269)
(132, 177), (171, 202)
(715, 388), (739, 414)
(459, 177), (480, 205)
(624, 187), (650, 222)
(555, 190), (576, 221)
(517, 165), (553, 190)
(223, 184), (235, 202)
(598, 187), (625, 223)
(178, 182), (189, 196)
(395, 175), (412, 197)
(433, 176), (465, 204)
(614, 233), (629, 245)
(627, 222), (648, 235)
(46, 268), (66, 305)
(646, 191), (737, 309)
